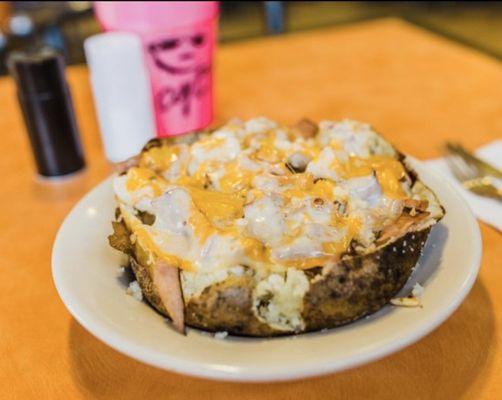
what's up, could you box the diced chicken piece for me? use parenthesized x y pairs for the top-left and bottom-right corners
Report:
(286, 151), (311, 173)
(244, 117), (278, 134)
(306, 146), (341, 181)
(253, 174), (280, 193)
(244, 195), (285, 247)
(346, 174), (382, 207)
(317, 119), (395, 158)
(188, 134), (241, 175)
(151, 188), (191, 234)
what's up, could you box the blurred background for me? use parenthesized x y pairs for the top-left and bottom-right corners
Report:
(0, 1), (501, 76)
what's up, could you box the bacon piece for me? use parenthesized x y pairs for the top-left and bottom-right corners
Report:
(152, 261), (185, 334)
(403, 199), (429, 212)
(293, 118), (318, 139)
(115, 155), (140, 174)
(377, 212), (430, 245)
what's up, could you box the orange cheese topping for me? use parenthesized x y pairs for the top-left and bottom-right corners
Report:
(125, 167), (166, 197)
(133, 227), (194, 271)
(254, 135), (283, 163)
(370, 156), (407, 199)
(331, 156), (406, 199)
(218, 161), (254, 193)
(118, 119), (412, 272)
(119, 205), (194, 271)
(196, 135), (226, 150)
(139, 145), (181, 171)
(322, 216), (362, 256)
(187, 187), (245, 225)
(281, 173), (337, 202)
(241, 236), (270, 263)
(282, 256), (332, 269)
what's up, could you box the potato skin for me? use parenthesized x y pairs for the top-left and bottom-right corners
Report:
(185, 276), (276, 336)
(111, 219), (431, 336)
(185, 227), (430, 336)
(302, 228), (430, 332)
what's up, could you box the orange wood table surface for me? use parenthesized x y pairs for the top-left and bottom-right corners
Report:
(1, 19), (501, 400)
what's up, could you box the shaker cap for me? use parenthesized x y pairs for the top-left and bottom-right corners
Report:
(7, 48), (67, 96)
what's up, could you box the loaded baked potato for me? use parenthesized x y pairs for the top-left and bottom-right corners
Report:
(109, 117), (444, 336)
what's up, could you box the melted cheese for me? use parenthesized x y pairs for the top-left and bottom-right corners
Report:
(197, 135), (226, 150)
(252, 133), (284, 163)
(324, 216), (362, 255)
(218, 161), (254, 193)
(188, 187), (245, 225)
(370, 157), (406, 199)
(133, 227), (195, 271)
(139, 145), (181, 171)
(114, 117), (413, 278)
(282, 256), (331, 269)
(330, 156), (406, 199)
(240, 236), (269, 263)
(119, 203), (195, 271)
(187, 206), (216, 244)
(125, 167), (167, 197)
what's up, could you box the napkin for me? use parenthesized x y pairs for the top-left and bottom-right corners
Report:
(424, 140), (502, 232)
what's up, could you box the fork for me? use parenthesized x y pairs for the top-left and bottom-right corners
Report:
(445, 150), (502, 201)
(446, 142), (502, 179)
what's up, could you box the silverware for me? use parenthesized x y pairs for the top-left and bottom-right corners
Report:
(445, 142), (502, 179)
(445, 145), (502, 200)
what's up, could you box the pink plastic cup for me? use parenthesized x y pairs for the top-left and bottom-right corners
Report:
(94, 1), (218, 137)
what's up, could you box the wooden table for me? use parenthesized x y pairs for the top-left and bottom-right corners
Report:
(1, 18), (501, 399)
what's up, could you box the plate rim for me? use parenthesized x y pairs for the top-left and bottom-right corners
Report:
(52, 160), (482, 382)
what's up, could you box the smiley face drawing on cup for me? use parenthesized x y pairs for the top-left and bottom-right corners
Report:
(147, 30), (212, 130)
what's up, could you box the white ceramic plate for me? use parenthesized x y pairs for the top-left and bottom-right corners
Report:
(52, 160), (481, 382)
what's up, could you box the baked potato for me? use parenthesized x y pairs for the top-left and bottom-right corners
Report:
(109, 118), (444, 336)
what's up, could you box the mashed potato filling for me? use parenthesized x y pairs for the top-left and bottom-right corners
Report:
(114, 117), (419, 330)
(253, 268), (310, 331)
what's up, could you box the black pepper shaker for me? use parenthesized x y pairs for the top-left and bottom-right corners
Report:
(8, 49), (85, 178)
